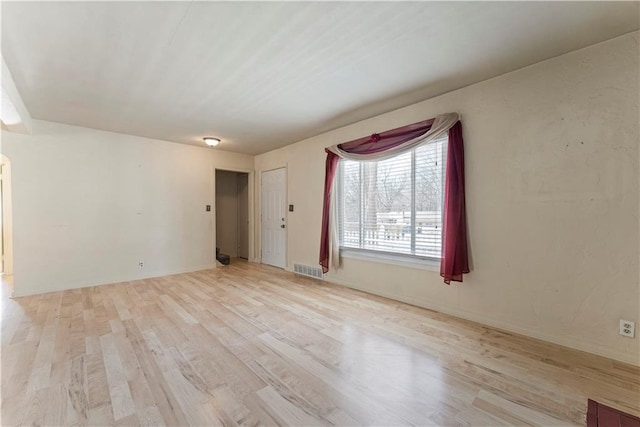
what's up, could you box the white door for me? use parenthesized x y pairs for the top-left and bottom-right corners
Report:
(261, 168), (286, 268)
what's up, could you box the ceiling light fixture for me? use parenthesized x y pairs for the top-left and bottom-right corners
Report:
(203, 137), (220, 147)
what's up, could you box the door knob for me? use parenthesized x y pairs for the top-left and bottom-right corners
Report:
(281, 224), (286, 228)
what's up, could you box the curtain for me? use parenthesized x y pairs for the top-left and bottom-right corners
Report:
(319, 151), (340, 273)
(319, 113), (469, 284)
(440, 121), (469, 284)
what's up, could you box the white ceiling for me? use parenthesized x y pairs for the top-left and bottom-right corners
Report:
(2, 1), (638, 155)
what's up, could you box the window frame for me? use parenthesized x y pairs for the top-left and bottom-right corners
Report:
(336, 136), (447, 264)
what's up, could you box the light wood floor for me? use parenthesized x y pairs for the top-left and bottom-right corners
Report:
(1, 262), (638, 426)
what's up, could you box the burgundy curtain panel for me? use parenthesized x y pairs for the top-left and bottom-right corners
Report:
(440, 121), (470, 284)
(319, 151), (340, 274)
(319, 115), (469, 284)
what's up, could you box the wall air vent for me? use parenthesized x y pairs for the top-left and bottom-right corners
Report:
(293, 263), (324, 280)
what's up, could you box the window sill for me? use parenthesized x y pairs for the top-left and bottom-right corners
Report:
(339, 248), (441, 272)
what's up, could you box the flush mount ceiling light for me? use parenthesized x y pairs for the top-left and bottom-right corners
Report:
(203, 137), (220, 147)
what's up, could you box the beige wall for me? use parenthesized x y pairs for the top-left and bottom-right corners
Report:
(255, 32), (640, 364)
(1, 120), (254, 296)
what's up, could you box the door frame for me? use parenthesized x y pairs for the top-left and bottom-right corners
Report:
(259, 165), (288, 268)
(213, 168), (256, 264)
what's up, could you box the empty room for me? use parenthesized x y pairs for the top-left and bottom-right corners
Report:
(1, 1), (638, 426)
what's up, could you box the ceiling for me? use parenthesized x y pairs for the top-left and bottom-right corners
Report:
(2, 2), (638, 155)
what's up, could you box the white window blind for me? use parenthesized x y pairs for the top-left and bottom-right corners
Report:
(338, 135), (447, 259)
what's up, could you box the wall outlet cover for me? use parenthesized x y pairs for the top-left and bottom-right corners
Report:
(619, 319), (635, 338)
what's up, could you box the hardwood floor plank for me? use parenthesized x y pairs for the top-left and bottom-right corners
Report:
(2, 261), (638, 426)
(185, 323), (268, 394)
(87, 403), (116, 426)
(136, 404), (165, 427)
(249, 353), (364, 425)
(159, 294), (199, 325)
(4, 338), (39, 398)
(0, 395), (26, 427)
(85, 353), (111, 410)
(20, 387), (48, 426)
(472, 389), (574, 427)
(100, 333), (136, 421)
(122, 318), (190, 426)
(256, 385), (326, 426)
(210, 385), (271, 426)
(163, 368), (216, 425)
(127, 373), (156, 412)
(25, 361), (51, 394)
(68, 355), (89, 422)
(257, 331), (411, 425)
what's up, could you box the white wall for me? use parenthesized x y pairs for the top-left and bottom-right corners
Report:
(255, 32), (640, 365)
(1, 120), (254, 296)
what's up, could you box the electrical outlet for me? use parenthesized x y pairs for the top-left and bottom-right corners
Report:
(138, 261), (144, 268)
(619, 319), (635, 338)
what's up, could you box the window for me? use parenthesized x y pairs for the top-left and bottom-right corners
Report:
(338, 135), (447, 260)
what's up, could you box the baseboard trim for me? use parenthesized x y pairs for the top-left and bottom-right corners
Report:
(326, 276), (640, 367)
(12, 263), (217, 298)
